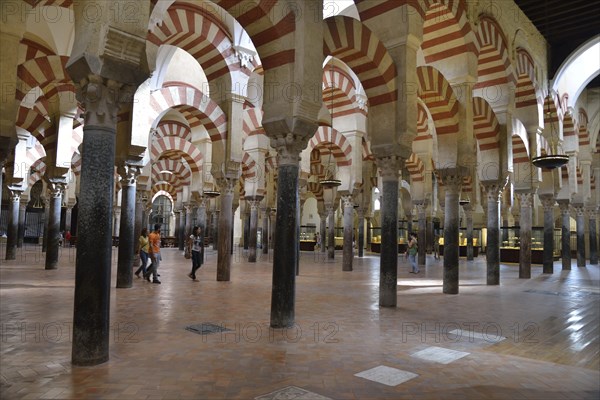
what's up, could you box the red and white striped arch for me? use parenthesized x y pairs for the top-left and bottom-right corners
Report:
(241, 152), (257, 181)
(421, 0), (475, 64)
(22, 0), (72, 8)
(362, 138), (374, 161)
(416, 66), (459, 136)
(562, 112), (577, 140)
(512, 135), (529, 164)
(306, 181), (324, 202)
(149, 86), (226, 143)
(152, 182), (177, 200)
(151, 159), (192, 187)
(515, 49), (539, 110)
(472, 97), (500, 151)
(307, 127), (352, 167)
(414, 102), (432, 142)
(578, 109), (590, 147)
(322, 65), (364, 118)
(405, 153), (425, 183)
(27, 159), (46, 187)
(18, 37), (56, 65)
(147, 3), (242, 83)
(150, 136), (203, 173)
(242, 106), (264, 136)
(324, 16), (396, 107)
(155, 120), (192, 141)
(474, 17), (515, 90)
(16, 56), (71, 101)
(542, 94), (561, 143)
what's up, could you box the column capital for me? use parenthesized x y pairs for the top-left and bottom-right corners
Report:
(47, 182), (66, 199)
(216, 178), (236, 195)
(571, 203), (585, 217)
(375, 155), (403, 182)
(76, 74), (132, 129)
(482, 181), (504, 202)
(341, 194), (354, 208)
(270, 133), (308, 166)
(557, 199), (570, 214)
(246, 197), (263, 209)
(118, 164), (141, 187)
(356, 208), (365, 218)
(516, 192), (533, 208)
(586, 206), (599, 218)
(415, 201), (427, 214)
(540, 195), (556, 211)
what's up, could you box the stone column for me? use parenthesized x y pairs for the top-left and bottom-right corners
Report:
(366, 216), (372, 251)
(483, 182), (503, 285)
(65, 206), (73, 233)
(45, 182), (65, 270)
(5, 190), (22, 260)
(116, 165), (140, 288)
(269, 135), (305, 329)
(217, 180), (234, 281)
(441, 173), (462, 294)
(269, 208), (276, 250)
(406, 211), (413, 236)
(589, 207), (598, 265)
(463, 204), (474, 261)
(178, 209), (186, 251)
(357, 208), (365, 257)
(247, 198), (261, 262)
(319, 212), (327, 253)
(376, 156), (402, 306)
(558, 200), (571, 270)
(541, 195), (556, 273)
(72, 76), (127, 366)
(262, 207), (269, 254)
(185, 204), (193, 240)
(342, 195), (354, 271)
(197, 198), (208, 263)
(112, 206), (121, 237)
(17, 201), (26, 248)
(517, 192), (533, 278)
(426, 216), (434, 254)
(174, 211), (181, 248)
(416, 202), (426, 267)
(212, 210), (220, 250)
(327, 204), (335, 259)
(243, 208), (250, 250)
(573, 204), (586, 267)
(133, 190), (144, 268)
(42, 202), (49, 252)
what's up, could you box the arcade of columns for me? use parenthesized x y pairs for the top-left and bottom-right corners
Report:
(0, 0), (598, 366)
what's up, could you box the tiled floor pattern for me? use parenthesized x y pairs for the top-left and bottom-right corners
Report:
(1, 244), (599, 399)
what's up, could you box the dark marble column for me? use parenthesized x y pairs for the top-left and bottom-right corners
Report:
(269, 209), (276, 250)
(247, 198), (261, 262)
(65, 207), (73, 234)
(464, 204), (474, 261)
(416, 202), (426, 267)
(517, 192), (533, 279)
(132, 191), (144, 268)
(342, 195), (354, 271)
(174, 211), (181, 249)
(406, 212), (413, 237)
(483, 182), (502, 285)
(217, 180), (234, 281)
(5, 190), (22, 260)
(541, 195), (556, 273)
(113, 206), (121, 237)
(426, 216), (433, 254)
(45, 182), (65, 270)
(116, 166), (139, 288)
(270, 141), (303, 329)
(72, 76), (123, 366)
(442, 173), (462, 294)
(366, 216), (371, 251)
(319, 213), (327, 253)
(185, 205), (193, 241)
(213, 210), (219, 250)
(558, 200), (571, 270)
(327, 204), (335, 259)
(357, 208), (364, 257)
(243, 209), (250, 250)
(589, 208), (598, 265)
(42, 202), (49, 252)
(376, 156), (402, 307)
(574, 204), (586, 267)
(262, 207), (269, 254)
(178, 209), (186, 251)
(17, 201), (26, 248)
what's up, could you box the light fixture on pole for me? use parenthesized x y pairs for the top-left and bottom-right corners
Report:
(319, 60), (341, 189)
(531, 93), (569, 169)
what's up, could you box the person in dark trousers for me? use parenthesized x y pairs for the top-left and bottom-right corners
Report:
(147, 224), (162, 284)
(135, 228), (150, 278)
(407, 232), (419, 274)
(187, 226), (204, 281)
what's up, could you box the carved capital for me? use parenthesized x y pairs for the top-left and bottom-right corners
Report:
(540, 195), (556, 212)
(341, 195), (354, 208)
(440, 172), (463, 194)
(558, 200), (570, 215)
(586, 206), (599, 219)
(270, 133), (308, 166)
(572, 204), (585, 217)
(217, 178), (236, 195)
(482, 182), (503, 203)
(247, 198), (262, 210)
(414, 201), (427, 215)
(516, 192), (533, 208)
(375, 156), (403, 182)
(47, 182), (65, 199)
(119, 165), (141, 187)
(9, 190), (22, 203)
(76, 75), (131, 129)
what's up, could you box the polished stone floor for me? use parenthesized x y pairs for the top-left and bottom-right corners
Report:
(1, 243), (599, 399)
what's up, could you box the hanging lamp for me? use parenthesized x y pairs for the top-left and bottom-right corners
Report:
(319, 61), (341, 189)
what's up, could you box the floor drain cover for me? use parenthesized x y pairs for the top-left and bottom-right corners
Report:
(185, 323), (233, 335)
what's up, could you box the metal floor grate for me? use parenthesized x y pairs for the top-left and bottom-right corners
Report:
(185, 323), (233, 335)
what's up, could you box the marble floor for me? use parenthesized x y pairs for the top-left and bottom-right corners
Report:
(1, 243), (599, 399)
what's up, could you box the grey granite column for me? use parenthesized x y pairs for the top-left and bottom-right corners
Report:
(484, 182), (502, 285)
(269, 209), (276, 250)
(574, 204), (586, 267)
(327, 204), (335, 259)
(416, 202), (426, 267)
(270, 139), (303, 329)
(262, 207), (269, 254)
(116, 165), (139, 288)
(247, 198), (261, 262)
(213, 210), (219, 250)
(541, 195), (556, 273)
(517, 192), (533, 278)
(72, 76), (124, 366)
(113, 206), (120, 237)
(17, 201), (26, 248)
(217, 180), (234, 281)
(426, 216), (433, 254)
(558, 200), (571, 270)
(376, 156), (402, 306)
(366, 216), (371, 251)
(342, 195), (354, 271)
(357, 208), (364, 257)
(185, 205), (193, 240)
(45, 182), (65, 270)
(5, 190), (21, 260)
(197, 199), (207, 263)
(132, 191), (144, 268)
(174, 211), (181, 249)
(589, 208), (598, 265)
(319, 213), (327, 253)
(243, 209), (250, 250)
(42, 202), (49, 252)
(178, 209), (186, 251)
(464, 204), (474, 260)
(65, 207), (73, 233)
(406, 212), (413, 236)
(442, 173), (462, 294)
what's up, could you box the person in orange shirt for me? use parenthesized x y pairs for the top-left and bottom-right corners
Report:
(147, 224), (162, 284)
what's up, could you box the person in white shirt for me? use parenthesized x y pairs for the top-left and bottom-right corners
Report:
(187, 226), (204, 281)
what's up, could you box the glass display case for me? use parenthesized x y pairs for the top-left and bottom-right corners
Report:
(369, 226), (409, 253)
(499, 227), (560, 264)
(300, 225), (317, 251)
(437, 228), (481, 257)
